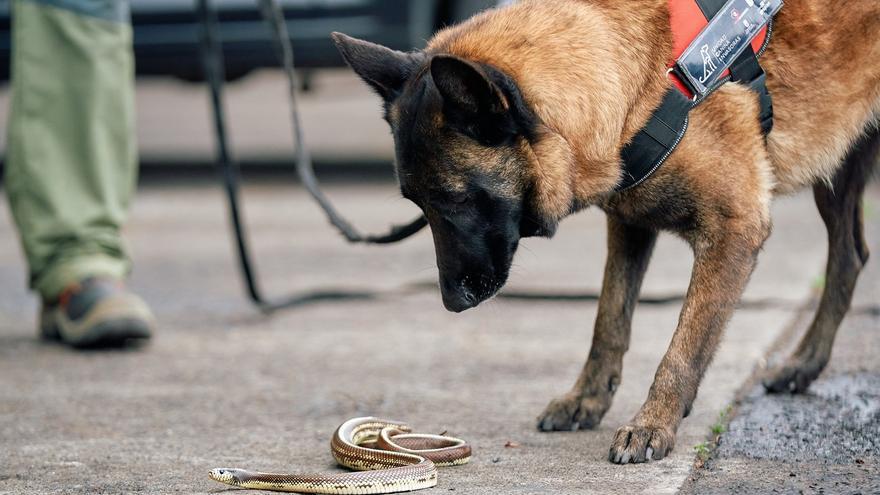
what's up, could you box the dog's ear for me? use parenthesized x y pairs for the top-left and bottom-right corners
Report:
(430, 55), (508, 116)
(430, 55), (514, 143)
(332, 32), (422, 101)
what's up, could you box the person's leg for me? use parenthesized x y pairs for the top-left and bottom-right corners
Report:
(4, 0), (152, 346)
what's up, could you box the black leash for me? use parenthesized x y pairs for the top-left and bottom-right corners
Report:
(196, 0), (427, 312)
(195, 0), (425, 311)
(256, 0), (427, 244)
(196, 0), (262, 305)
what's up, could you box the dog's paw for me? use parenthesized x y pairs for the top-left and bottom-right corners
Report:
(537, 392), (609, 431)
(762, 354), (826, 394)
(608, 423), (674, 464)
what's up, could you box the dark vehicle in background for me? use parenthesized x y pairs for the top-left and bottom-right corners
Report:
(0, 0), (496, 82)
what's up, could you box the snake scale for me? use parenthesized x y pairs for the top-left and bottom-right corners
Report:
(209, 417), (471, 494)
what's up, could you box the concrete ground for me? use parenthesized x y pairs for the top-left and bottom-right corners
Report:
(1, 176), (876, 494)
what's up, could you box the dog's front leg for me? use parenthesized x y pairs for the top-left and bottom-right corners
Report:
(537, 217), (657, 431)
(608, 218), (769, 464)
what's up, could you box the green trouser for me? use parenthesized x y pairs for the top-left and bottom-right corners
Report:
(4, 0), (136, 301)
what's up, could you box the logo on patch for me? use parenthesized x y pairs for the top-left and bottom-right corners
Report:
(699, 44), (718, 83)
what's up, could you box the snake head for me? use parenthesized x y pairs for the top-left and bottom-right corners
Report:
(208, 468), (246, 485)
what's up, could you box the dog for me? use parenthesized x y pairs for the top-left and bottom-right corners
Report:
(332, 0), (880, 464)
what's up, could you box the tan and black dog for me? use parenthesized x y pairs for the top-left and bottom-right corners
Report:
(333, 0), (880, 464)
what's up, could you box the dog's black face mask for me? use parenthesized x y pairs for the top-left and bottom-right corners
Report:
(405, 171), (524, 312)
(333, 33), (554, 312)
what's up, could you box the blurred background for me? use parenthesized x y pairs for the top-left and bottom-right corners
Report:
(0, 0), (497, 166)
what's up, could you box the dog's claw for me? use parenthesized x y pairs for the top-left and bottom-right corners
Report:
(763, 355), (827, 394)
(536, 392), (610, 432)
(608, 424), (674, 464)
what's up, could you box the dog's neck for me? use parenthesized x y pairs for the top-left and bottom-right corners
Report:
(428, 0), (673, 220)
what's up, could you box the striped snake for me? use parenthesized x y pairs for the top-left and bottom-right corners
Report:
(208, 417), (471, 494)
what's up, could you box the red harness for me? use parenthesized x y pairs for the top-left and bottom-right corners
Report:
(667, 0), (769, 97)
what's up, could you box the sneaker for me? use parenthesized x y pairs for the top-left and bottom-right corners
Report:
(40, 277), (154, 348)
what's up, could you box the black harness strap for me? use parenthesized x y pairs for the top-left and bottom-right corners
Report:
(618, 89), (692, 191)
(695, 0), (774, 135)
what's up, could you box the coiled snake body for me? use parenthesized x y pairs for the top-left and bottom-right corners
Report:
(209, 417), (471, 494)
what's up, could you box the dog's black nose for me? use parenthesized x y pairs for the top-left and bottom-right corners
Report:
(461, 288), (477, 305)
(440, 278), (478, 313)
(442, 293), (475, 313)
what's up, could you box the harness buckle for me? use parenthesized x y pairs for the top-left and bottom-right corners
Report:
(667, 66), (700, 102)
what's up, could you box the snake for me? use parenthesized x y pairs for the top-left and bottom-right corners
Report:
(208, 417), (471, 494)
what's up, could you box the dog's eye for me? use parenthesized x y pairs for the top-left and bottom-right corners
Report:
(427, 189), (469, 208)
(448, 192), (469, 205)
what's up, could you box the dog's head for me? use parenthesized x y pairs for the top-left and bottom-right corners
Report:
(333, 33), (559, 312)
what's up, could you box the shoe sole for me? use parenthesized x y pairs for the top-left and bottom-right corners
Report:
(67, 317), (152, 349)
